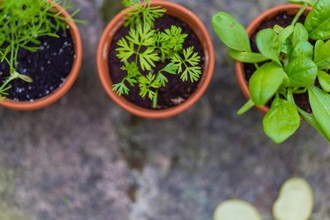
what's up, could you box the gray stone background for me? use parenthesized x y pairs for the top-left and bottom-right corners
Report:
(0, 0), (329, 219)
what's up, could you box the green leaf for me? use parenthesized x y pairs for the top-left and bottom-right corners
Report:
(249, 62), (285, 105)
(263, 97), (300, 144)
(211, 11), (251, 52)
(124, 2), (166, 27)
(160, 26), (187, 52)
(138, 73), (161, 100)
(156, 73), (168, 87)
(256, 28), (281, 65)
(162, 62), (178, 75)
(181, 66), (202, 82)
(298, 107), (329, 139)
(318, 70), (330, 92)
(116, 38), (135, 62)
(171, 47), (202, 82)
(278, 25), (294, 43)
(305, 0), (330, 40)
(237, 99), (255, 115)
(273, 178), (314, 220)
(290, 41), (313, 60)
(139, 47), (160, 71)
(228, 49), (269, 63)
(310, 18), (330, 40)
(113, 82), (130, 96)
(292, 23), (309, 47)
(284, 58), (317, 87)
(308, 86), (330, 141)
(213, 200), (262, 220)
(314, 39), (330, 68)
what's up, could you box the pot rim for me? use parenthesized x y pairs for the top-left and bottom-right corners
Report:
(0, 0), (83, 111)
(97, 0), (214, 119)
(234, 4), (312, 113)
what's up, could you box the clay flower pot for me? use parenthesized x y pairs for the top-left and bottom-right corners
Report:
(235, 4), (312, 113)
(97, 1), (214, 119)
(0, 0), (82, 111)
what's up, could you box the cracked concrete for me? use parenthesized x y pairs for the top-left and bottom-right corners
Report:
(0, 0), (329, 220)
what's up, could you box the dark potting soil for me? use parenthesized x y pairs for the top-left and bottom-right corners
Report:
(243, 12), (314, 112)
(0, 26), (74, 101)
(108, 15), (205, 110)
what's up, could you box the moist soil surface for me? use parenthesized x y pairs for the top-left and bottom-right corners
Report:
(244, 12), (313, 112)
(108, 14), (205, 110)
(0, 27), (74, 101)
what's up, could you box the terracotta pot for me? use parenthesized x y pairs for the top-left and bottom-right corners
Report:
(0, 0), (82, 111)
(97, 1), (214, 119)
(235, 4), (312, 113)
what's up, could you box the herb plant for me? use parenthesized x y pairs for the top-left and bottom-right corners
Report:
(0, 0), (80, 99)
(112, 0), (202, 109)
(212, 0), (330, 143)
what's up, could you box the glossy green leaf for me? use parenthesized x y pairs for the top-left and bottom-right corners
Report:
(298, 107), (329, 140)
(263, 97), (300, 144)
(281, 39), (292, 55)
(214, 200), (261, 220)
(229, 49), (269, 63)
(273, 177), (314, 220)
(212, 12), (251, 52)
(308, 86), (330, 141)
(278, 25), (294, 43)
(290, 41), (313, 60)
(293, 23), (309, 47)
(256, 28), (281, 65)
(249, 62), (285, 105)
(310, 18), (330, 40)
(237, 99), (255, 115)
(314, 39), (330, 68)
(318, 70), (330, 92)
(314, 40), (324, 62)
(305, 0), (330, 40)
(284, 58), (317, 87)
(289, 0), (316, 6)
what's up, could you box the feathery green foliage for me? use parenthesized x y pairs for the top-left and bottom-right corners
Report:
(0, 0), (80, 99)
(113, 0), (202, 109)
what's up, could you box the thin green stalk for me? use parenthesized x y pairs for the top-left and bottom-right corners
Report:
(291, 3), (308, 25)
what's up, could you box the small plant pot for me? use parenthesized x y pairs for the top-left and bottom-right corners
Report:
(0, 0), (82, 111)
(97, 1), (214, 119)
(235, 4), (312, 113)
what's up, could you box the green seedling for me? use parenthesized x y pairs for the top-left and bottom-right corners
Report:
(0, 0), (81, 99)
(212, 0), (330, 143)
(112, 0), (202, 109)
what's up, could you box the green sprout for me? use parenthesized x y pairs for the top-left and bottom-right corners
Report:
(113, 0), (202, 109)
(0, 0), (81, 99)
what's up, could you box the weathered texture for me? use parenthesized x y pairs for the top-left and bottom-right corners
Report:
(0, 0), (329, 220)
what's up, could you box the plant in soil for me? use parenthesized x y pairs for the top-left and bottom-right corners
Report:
(112, 0), (202, 109)
(212, 0), (330, 143)
(0, 0), (81, 101)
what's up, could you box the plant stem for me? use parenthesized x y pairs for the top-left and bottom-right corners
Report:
(291, 3), (308, 26)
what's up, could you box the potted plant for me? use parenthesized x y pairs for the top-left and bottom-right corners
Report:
(212, 0), (330, 143)
(0, 0), (82, 110)
(97, 0), (214, 119)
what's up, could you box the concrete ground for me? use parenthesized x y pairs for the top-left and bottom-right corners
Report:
(0, 0), (329, 219)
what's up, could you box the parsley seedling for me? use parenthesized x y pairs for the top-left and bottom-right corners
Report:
(113, 0), (202, 109)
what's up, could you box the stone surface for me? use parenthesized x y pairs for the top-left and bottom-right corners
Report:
(0, 0), (329, 220)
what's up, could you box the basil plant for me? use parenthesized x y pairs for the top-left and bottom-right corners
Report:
(212, 0), (330, 143)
